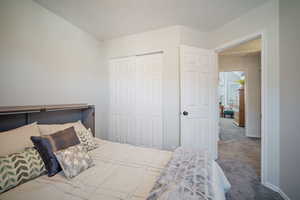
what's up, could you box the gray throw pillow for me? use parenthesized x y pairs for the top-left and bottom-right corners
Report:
(54, 145), (94, 179)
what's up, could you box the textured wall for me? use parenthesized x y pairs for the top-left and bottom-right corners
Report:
(0, 0), (107, 138)
(279, 0), (300, 199)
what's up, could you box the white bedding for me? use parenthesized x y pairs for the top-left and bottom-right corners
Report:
(213, 161), (231, 200)
(0, 139), (230, 200)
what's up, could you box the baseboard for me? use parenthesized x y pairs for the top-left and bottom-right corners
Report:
(263, 182), (290, 200)
(246, 135), (261, 138)
(245, 130), (261, 138)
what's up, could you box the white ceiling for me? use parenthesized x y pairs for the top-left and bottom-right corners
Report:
(34, 0), (270, 41)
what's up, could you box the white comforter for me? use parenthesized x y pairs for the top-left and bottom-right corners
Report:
(0, 139), (230, 200)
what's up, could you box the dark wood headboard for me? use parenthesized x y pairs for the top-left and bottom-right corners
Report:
(0, 104), (95, 136)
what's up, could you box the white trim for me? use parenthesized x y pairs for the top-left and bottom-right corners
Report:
(214, 31), (271, 185)
(109, 49), (164, 60)
(264, 183), (290, 200)
(260, 31), (268, 185)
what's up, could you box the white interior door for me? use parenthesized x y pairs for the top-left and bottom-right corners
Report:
(109, 53), (163, 148)
(180, 45), (218, 159)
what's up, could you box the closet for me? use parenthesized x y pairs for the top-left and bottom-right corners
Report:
(108, 53), (163, 148)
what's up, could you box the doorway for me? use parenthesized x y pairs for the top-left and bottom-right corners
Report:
(180, 33), (278, 193)
(217, 38), (262, 178)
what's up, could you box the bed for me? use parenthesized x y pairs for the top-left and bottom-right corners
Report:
(0, 104), (230, 200)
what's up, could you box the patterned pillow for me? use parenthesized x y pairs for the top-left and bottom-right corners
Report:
(31, 127), (80, 177)
(75, 128), (98, 151)
(54, 145), (94, 179)
(0, 147), (46, 193)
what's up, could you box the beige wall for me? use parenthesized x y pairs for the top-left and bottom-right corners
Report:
(0, 0), (107, 138)
(219, 55), (261, 138)
(103, 26), (181, 149)
(279, 0), (300, 199)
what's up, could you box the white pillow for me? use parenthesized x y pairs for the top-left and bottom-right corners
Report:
(0, 122), (40, 156)
(38, 121), (87, 135)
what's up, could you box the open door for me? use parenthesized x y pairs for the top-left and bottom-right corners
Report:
(180, 45), (218, 159)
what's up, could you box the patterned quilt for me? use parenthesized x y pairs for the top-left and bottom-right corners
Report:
(146, 147), (215, 200)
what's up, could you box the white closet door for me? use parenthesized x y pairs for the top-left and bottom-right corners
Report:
(109, 57), (136, 144)
(135, 54), (163, 148)
(109, 53), (163, 148)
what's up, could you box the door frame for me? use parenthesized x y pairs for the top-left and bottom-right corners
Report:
(214, 32), (267, 184)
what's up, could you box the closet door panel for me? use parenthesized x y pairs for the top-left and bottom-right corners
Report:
(136, 54), (163, 148)
(109, 57), (136, 143)
(109, 53), (163, 148)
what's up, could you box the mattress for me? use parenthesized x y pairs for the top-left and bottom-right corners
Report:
(0, 139), (230, 200)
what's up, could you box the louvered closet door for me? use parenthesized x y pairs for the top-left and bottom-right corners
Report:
(109, 53), (163, 148)
(109, 57), (136, 144)
(135, 54), (163, 148)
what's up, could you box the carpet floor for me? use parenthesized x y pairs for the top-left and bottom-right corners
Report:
(217, 118), (283, 200)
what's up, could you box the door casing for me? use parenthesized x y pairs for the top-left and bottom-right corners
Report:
(214, 32), (271, 187)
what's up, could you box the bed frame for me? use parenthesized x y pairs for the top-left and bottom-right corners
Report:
(0, 104), (95, 136)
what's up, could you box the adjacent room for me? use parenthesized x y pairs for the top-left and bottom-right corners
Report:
(219, 70), (246, 140)
(0, 0), (299, 200)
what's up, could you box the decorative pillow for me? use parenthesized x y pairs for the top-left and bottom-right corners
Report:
(54, 145), (94, 179)
(76, 128), (98, 151)
(31, 127), (80, 177)
(38, 121), (88, 136)
(0, 122), (40, 156)
(0, 147), (45, 193)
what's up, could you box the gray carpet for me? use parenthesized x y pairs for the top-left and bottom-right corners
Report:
(217, 160), (283, 200)
(219, 118), (246, 141)
(218, 118), (283, 200)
